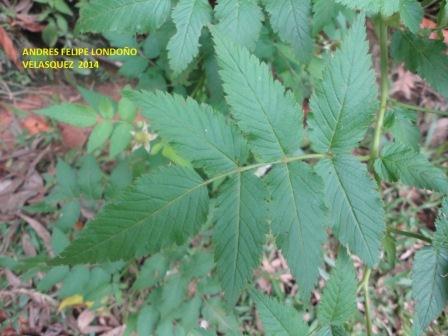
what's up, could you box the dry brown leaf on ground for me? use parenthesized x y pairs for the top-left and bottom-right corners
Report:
(391, 66), (419, 100)
(0, 26), (20, 68)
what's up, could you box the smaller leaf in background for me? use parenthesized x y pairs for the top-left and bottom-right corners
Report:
(159, 274), (188, 317)
(391, 31), (448, 99)
(105, 160), (133, 199)
(374, 143), (448, 194)
(52, 227), (70, 255)
(137, 305), (159, 336)
(42, 19), (58, 46)
(118, 97), (137, 122)
(214, 0), (263, 50)
(53, 0), (73, 16)
(132, 253), (168, 291)
(438, 1), (448, 28)
(318, 250), (357, 326)
(110, 122), (133, 157)
(388, 108), (421, 151)
(316, 325), (348, 336)
(167, 0), (211, 74)
(59, 265), (90, 298)
(78, 86), (115, 117)
(252, 290), (309, 336)
(37, 266), (69, 292)
(87, 120), (114, 153)
(55, 200), (81, 231)
(56, 160), (79, 197)
(312, 0), (343, 35)
(119, 57), (149, 78)
(78, 155), (103, 199)
(399, 0), (423, 34)
(37, 104), (98, 128)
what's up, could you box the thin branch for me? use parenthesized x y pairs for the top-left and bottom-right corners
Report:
(390, 99), (448, 117)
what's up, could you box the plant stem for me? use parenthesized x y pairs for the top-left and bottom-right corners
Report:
(370, 19), (389, 163)
(388, 228), (432, 243)
(390, 99), (448, 117)
(202, 153), (328, 187)
(363, 268), (373, 336)
(362, 17), (389, 336)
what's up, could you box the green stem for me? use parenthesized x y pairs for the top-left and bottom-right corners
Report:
(362, 17), (389, 336)
(370, 19), (389, 164)
(390, 99), (448, 117)
(202, 153), (328, 187)
(388, 228), (432, 243)
(363, 268), (373, 336)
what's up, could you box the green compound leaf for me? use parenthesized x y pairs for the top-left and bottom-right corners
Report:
(412, 247), (448, 334)
(268, 162), (327, 299)
(53, 166), (209, 265)
(391, 31), (448, 99)
(167, 0), (212, 74)
(214, 172), (268, 304)
(251, 290), (309, 336)
(37, 104), (97, 128)
(264, 0), (313, 62)
(129, 90), (249, 175)
(78, 0), (171, 33)
(308, 15), (377, 154)
(318, 250), (357, 326)
(215, 0), (263, 50)
(212, 27), (302, 161)
(374, 143), (448, 194)
(317, 155), (385, 267)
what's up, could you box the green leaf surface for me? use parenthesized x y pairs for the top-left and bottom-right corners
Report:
(252, 290), (309, 336)
(130, 90), (249, 175)
(317, 155), (385, 266)
(388, 109), (420, 151)
(374, 143), (448, 194)
(87, 120), (114, 153)
(391, 31), (448, 99)
(215, 0), (263, 50)
(78, 0), (171, 33)
(308, 15), (377, 154)
(214, 172), (268, 303)
(268, 162), (327, 298)
(335, 0), (399, 16)
(399, 0), (423, 33)
(52, 166), (209, 265)
(110, 122), (133, 157)
(412, 247), (448, 334)
(212, 28), (302, 161)
(318, 250), (357, 325)
(264, 0), (313, 62)
(312, 0), (343, 35)
(37, 104), (97, 128)
(167, 0), (211, 74)
(317, 325), (348, 336)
